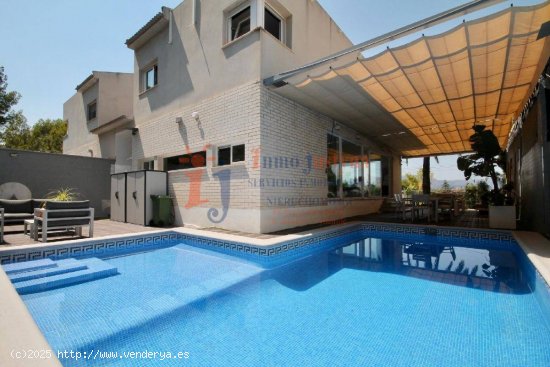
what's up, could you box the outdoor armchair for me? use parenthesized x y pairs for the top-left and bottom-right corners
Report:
(434, 193), (455, 219)
(33, 201), (94, 242)
(394, 194), (415, 221)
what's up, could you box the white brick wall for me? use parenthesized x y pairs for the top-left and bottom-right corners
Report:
(132, 81), (393, 232)
(133, 82), (263, 228)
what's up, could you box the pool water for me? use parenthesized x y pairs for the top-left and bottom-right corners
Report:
(21, 234), (550, 367)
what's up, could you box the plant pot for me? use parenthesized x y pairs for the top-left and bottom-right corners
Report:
(488, 205), (516, 229)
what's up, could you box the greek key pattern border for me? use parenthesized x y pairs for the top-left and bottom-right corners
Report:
(1, 223), (516, 265)
(0, 233), (179, 265)
(177, 227), (364, 260)
(361, 223), (515, 242)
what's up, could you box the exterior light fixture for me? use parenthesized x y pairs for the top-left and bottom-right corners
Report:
(124, 127), (139, 135)
(176, 117), (183, 124)
(191, 112), (199, 121)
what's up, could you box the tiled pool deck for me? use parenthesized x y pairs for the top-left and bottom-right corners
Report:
(1, 220), (549, 367)
(1, 220), (164, 247)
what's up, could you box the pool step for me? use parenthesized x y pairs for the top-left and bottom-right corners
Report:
(9, 259), (88, 283)
(6, 258), (118, 295)
(2, 258), (57, 275)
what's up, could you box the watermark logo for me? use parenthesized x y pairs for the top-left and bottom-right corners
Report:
(175, 145), (342, 225)
(207, 169), (231, 223)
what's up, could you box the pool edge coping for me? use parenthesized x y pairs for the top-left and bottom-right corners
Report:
(513, 231), (550, 289)
(0, 267), (63, 367)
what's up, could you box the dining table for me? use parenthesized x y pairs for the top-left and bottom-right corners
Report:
(411, 194), (440, 223)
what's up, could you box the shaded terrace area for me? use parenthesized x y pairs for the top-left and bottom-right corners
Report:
(265, 1), (550, 158)
(266, 0), (550, 214)
(261, 0), (550, 236)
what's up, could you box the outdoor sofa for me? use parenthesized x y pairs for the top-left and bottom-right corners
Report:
(0, 199), (48, 243)
(0, 199), (94, 243)
(0, 199), (49, 223)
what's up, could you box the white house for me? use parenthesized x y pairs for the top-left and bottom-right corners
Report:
(64, 0), (401, 233)
(63, 0), (550, 234)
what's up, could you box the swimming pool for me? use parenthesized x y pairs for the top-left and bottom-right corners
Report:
(9, 226), (550, 366)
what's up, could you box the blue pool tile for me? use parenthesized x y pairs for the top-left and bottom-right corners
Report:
(14, 258), (118, 295)
(2, 258), (56, 274)
(9, 259), (86, 283)
(8, 228), (550, 367)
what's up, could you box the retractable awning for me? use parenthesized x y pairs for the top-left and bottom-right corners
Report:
(265, 2), (550, 157)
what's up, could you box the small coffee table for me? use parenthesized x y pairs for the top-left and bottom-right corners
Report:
(24, 219), (35, 237)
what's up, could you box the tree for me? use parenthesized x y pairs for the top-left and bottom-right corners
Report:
(441, 180), (451, 192)
(0, 66), (21, 126)
(0, 112), (30, 148)
(0, 118), (67, 153)
(401, 173), (421, 195)
(28, 119), (67, 153)
(0, 67), (67, 153)
(464, 183), (478, 208)
(414, 167), (433, 193)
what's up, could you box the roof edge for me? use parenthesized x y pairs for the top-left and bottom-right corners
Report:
(75, 72), (96, 92)
(76, 71), (133, 92)
(90, 115), (134, 135)
(125, 7), (171, 49)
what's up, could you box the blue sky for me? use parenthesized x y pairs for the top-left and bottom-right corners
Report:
(1, 0), (541, 180)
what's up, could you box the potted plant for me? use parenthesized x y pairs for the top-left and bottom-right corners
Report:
(46, 187), (78, 202)
(457, 125), (516, 229)
(36, 188), (79, 217)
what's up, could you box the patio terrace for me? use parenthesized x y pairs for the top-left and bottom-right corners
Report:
(1, 220), (165, 247)
(1, 209), (489, 247)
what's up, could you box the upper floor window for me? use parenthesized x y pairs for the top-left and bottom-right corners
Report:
(224, 0), (292, 48)
(87, 101), (97, 121)
(225, 1), (290, 46)
(144, 64), (158, 91)
(265, 7), (282, 41)
(229, 6), (251, 41)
